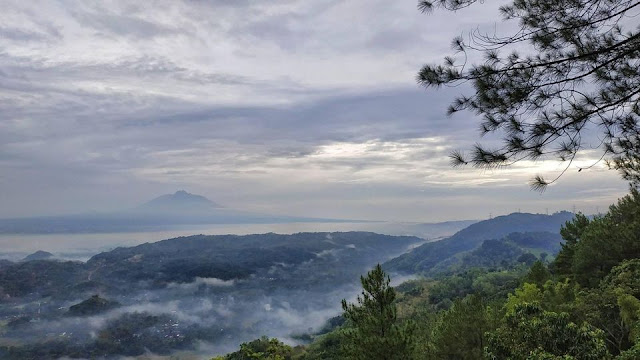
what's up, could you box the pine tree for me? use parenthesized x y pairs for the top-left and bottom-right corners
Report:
(417, 0), (640, 188)
(553, 213), (591, 277)
(428, 294), (491, 360)
(341, 264), (415, 360)
(524, 260), (551, 287)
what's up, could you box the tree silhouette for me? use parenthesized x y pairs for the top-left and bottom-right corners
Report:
(341, 264), (415, 360)
(417, 0), (640, 189)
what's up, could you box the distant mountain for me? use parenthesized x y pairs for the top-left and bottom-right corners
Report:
(136, 190), (223, 214)
(384, 211), (575, 274)
(0, 191), (352, 234)
(401, 220), (478, 239)
(22, 250), (54, 262)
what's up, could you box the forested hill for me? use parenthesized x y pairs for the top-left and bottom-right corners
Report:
(86, 232), (422, 289)
(384, 211), (574, 274)
(0, 231), (424, 359)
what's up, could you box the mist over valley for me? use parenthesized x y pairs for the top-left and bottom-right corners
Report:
(2, 0), (636, 357)
(0, 199), (573, 358)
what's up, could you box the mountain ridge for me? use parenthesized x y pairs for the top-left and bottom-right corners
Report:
(384, 211), (575, 274)
(0, 191), (353, 234)
(136, 190), (223, 213)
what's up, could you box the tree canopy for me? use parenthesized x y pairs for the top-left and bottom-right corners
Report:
(553, 189), (640, 286)
(341, 264), (415, 360)
(418, 0), (640, 188)
(485, 303), (609, 359)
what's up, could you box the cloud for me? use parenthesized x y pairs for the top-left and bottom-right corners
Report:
(167, 277), (237, 291)
(71, 12), (183, 39)
(0, 27), (54, 42)
(0, 0), (629, 220)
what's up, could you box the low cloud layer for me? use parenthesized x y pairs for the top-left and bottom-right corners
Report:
(0, 0), (628, 221)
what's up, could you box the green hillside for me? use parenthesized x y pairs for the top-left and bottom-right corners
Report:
(217, 192), (640, 359)
(385, 212), (573, 275)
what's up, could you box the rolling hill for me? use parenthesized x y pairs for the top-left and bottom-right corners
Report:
(384, 211), (575, 275)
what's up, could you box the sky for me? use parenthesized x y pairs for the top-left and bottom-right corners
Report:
(0, 0), (630, 222)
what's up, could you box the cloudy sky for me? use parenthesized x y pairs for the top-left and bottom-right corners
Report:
(0, 0), (629, 222)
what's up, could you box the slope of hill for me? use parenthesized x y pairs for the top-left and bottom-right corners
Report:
(429, 231), (563, 274)
(22, 250), (54, 262)
(67, 294), (120, 316)
(0, 231), (422, 358)
(86, 231), (421, 290)
(384, 211), (574, 274)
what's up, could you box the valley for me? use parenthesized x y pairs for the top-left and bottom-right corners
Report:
(0, 212), (572, 358)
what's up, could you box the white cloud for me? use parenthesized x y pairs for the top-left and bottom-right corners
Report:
(0, 0), (629, 221)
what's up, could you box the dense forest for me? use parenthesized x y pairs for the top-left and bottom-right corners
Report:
(0, 232), (423, 358)
(0, 211), (586, 358)
(1, 195), (634, 359)
(216, 190), (640, 359)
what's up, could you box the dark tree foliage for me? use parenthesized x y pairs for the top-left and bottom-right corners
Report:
(552, 212), (591, 276)
(524, 260), (551, 287)
(553, 189), (640, 286)
(67, 295), (120, 316)
(461, 239), (524, 269)
(574, 260), (640, 354)
(300, 329), (348, 360)
(516, 252), (537, 266)
(417, 0), (640, 188)
(341, 264), (415, 360)
(485, 304), (609, 359)
(428, 295), (493, 360)
(214, 336), (296, 360)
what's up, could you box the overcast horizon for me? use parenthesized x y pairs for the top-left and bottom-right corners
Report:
(0, 0), (629, 222)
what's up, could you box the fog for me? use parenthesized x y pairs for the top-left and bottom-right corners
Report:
(0, 220), (474, 261)
(24, 279), (358, 356)
(0, 231), (427, 358)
